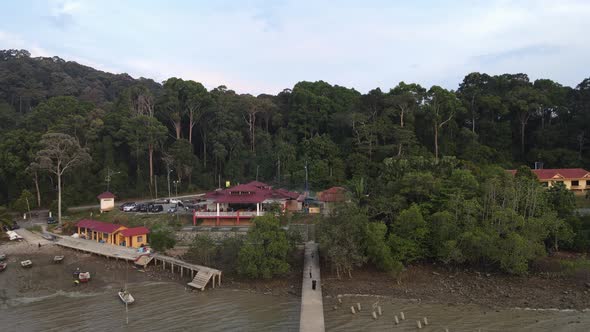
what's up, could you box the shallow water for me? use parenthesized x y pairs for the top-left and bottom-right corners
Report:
(0, 282), (300, 332)
(323, 295), (590, 331)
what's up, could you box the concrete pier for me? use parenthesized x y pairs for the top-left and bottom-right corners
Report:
(299, 241), (325, 332)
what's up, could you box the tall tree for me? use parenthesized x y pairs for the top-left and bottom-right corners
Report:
(424, 86), (463, 162)
(387, 82), (425, 155)
(182, 80), (210, 144)
(160, 78), (185, 140)
(31, 133), (91, 224)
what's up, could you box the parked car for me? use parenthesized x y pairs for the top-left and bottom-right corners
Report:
(149, 204), (163, 213)
(10, 223), (20, 230)
(167, 207), (177, 214)
(169, 198), (183, 206)
(120, 202), (135, 211)
(184, 203), (197, 210)
(47, 217), (57, 224)
(123, 203), (137, 212)
(137, 204), (148, 213)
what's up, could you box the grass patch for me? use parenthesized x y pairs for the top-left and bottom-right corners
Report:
(27, 225), (42, 233)
(559, 257), (590, 274)
(63, 209), (189, 231)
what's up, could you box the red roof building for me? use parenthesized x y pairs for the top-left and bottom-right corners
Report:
(75, 220), (149, 248)
(97, 191), (116, 212)
(120, 226), (150, 237)
(77, 219), (123, 234)
(317, 186), (348, 202)
(97, 191), (115, 199)
(507, 168), (590, 194)
(196, 181), (302, 226)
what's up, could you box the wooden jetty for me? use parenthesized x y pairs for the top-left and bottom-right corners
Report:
(52, 233), (222, 290)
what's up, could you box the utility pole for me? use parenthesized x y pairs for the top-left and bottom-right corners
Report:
(304, 161), (309, 194)
(167, 168), (172, 198)
(256, 165), (259, 181)
(277, 158), (281, 186)
(105, 167), (120, 192)
(154, 175), (158, 199)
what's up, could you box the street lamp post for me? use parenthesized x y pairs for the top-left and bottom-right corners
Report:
(173, 180), (180, 197)
(105, 167), (120, 192)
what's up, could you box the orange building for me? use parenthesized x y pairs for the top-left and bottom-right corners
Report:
(76, 220), (150, 248)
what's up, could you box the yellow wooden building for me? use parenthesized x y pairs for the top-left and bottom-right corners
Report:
(76, 220), (150, 248)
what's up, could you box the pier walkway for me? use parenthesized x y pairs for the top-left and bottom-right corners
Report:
(53, 234), (222, 289)
(299, 241), (325, 332)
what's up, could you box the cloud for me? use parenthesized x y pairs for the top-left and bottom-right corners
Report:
(0, 31), (51, 56)
(46, 0), (82, 29)
(473, 44), (562, 66)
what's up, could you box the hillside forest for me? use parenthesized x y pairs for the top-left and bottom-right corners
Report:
(2, 49), (590, 275)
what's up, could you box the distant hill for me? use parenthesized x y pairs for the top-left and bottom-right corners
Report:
(0, 49), (161, 112)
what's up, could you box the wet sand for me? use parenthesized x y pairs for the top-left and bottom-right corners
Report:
(0, 239), (301, 332)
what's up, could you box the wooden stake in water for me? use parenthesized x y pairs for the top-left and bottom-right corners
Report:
(394, 315), (399, 324)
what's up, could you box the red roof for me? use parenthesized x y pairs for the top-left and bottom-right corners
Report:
(97, 191), (115, 199)
(507, 168), (590, 180)
(76, 219), (123, 233)
(204, 181), (300, 204)
(120, 227), (150, 237)
(317, 187), (348, 202)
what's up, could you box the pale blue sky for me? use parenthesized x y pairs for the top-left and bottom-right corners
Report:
(1, 0), (589, 94)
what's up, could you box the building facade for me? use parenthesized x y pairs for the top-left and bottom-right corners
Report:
(507, 168), (590, 194)
(193, 181), (303, 226)
(76, 220), (150, 248)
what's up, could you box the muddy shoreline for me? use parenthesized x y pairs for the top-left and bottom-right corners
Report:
(3, 238), (589, 310)
(321, 263), (590, 311)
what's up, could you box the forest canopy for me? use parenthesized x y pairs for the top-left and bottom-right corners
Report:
(2, 49), (589, 207)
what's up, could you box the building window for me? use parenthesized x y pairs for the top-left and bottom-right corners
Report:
(541, 182), (549, 187)
(572, 180), (579, 186)
(587, 180), (590, 186)
(103, 232), (109, 238)
(137, 236), (143, 242)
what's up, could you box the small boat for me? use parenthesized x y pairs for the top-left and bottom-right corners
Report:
(53, 255), (64, 263)
(0, 262), (7, 271)
(78, 272), (91, 282)
(20, 260), (33, 268)
(118, 290), (135, 304)
(0, 253), (6, 261)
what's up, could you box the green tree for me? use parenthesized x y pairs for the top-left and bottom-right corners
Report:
(0, 206), (12, 228)
(237, 214), (291, 279)
(317, 206), (367, 278)
(12, 189), (34, 215)
(31, 133), (91, 224)
(187, 234), (217, 266)
(149, 226), (176, 252)
(388, 204), (428, 263)
(424, 86), (463, 162)
(365, 222), (400, 273)
(545, 182), (576, 218)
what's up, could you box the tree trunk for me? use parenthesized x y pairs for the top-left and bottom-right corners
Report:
(33, 171), (41, 207)
(57, 169), (62, 225)
(520, 121), (526, 154)
(174, 121), (181, 140)
(434, 123), (439, 162)
(189, 112), (194, 144)
(471, 94), (476, 133)
(201, 130), (207, 168)
(149, 144), (154, 186)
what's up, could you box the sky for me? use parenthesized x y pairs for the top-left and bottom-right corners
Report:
(1, 0), (589, 95)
